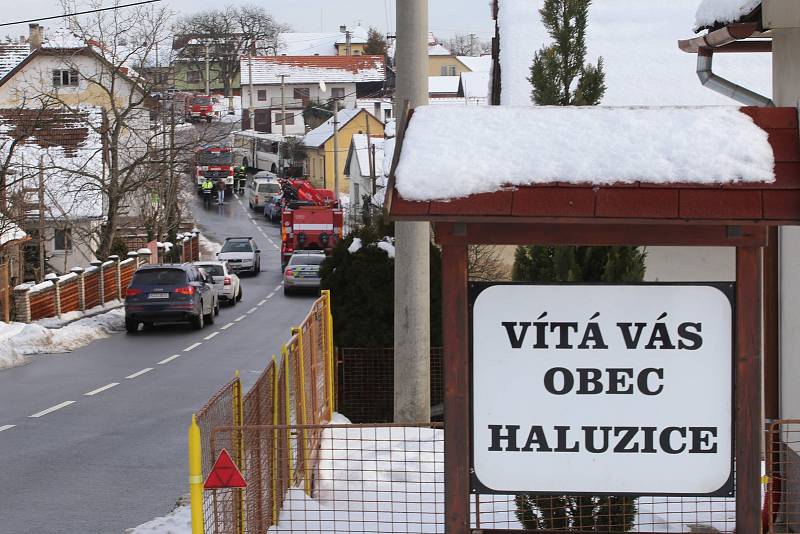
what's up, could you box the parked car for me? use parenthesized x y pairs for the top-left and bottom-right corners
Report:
(195, 260), (242, 305)
(248, 173), (281, 211)
(283, 251), (326, 295)
(124, 264), (219, 332)
(263, 195), (283, 222)
(217, 237), (261, 276)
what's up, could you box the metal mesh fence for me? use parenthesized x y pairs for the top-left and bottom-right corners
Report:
(196, 377), (238, 534)
(767, 419), (800, 533)
(336, 347), (444, 423)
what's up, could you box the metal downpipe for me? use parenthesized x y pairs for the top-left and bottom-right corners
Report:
(697, 49), (774, 107)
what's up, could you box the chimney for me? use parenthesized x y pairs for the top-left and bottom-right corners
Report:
(28, 24), (43, 51)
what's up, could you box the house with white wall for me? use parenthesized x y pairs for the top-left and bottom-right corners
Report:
(240, 55), (386, 135)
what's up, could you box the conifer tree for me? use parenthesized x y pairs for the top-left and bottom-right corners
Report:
(514, 1), (640, 530)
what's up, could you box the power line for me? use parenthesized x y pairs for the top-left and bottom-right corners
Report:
(0, 0), (162, 28)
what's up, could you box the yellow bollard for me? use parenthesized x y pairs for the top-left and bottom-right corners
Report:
(188, 414), (204, 534)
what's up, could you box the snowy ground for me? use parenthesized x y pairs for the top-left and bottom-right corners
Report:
(0, 303), (124, 370)
(131, 411), (744, 533)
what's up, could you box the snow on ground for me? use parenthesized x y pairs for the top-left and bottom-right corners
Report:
(395, 105), (775, 201)
(695, 0), (761, 29)
(347, 238), (362, 254)
(0, 305), (124, 370)
(126, 503), (191, 533)
(198, 233), (221, 259)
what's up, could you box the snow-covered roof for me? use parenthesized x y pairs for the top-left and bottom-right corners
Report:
(303, 108), (367, 148)
(394, 105), (775, 201)
(0, 43), (29, 80)
(460, 72), (491, 101)
(241, 55), (385, 85)
(456, 55), (493, 73)
(695, 0), (761, 30)
(349, 134), (386, 178)
(42, 28), (86, 49)
(429, 76), (461, 94)
(278, 27), (369, 56)
(0, 221), (27, 247)
(429, 43), (452, 56)
(496, 0), (771, 106)
(0, 108), (105, 218)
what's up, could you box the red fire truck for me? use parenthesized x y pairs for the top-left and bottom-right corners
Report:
(186, 94), (214, 122)
(279, 180), (343, 269)
(194, 146), (235, 192)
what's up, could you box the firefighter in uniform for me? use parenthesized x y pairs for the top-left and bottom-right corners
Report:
(201, 178), (214, 206)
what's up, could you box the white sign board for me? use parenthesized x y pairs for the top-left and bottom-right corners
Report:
(471, 284), (733, 495)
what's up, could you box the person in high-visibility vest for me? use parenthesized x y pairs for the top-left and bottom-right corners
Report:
(201, 178), (214, 192)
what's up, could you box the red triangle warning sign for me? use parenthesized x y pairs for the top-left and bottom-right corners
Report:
(204, 449), (247, 489)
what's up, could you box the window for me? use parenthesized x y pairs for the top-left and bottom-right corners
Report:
(54, 228), (72, 251)
(384, 109), (392, 120)
(221, 240), (253, 253)
(257, 89), (267, 101)
(353, 183), (360, 202)
(440, 65), (456, 76)
(274, 112), (295, 126)
(331, 87), (345, 100)
(353, 50), (361, 56)
(186, 70), (201, 83)
(52, 69), (79, 87)
(293, 87), (310, 102)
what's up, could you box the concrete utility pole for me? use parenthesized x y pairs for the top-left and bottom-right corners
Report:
(279, 74), (289, 175)
(340, 25), (352, 56)
(394, 0), (430, 423)
(247, 40), (255, 131)
(469, 33), (476, 55)
(332, 97), (340, 195)
(771, 1), (800, 422)
(204, 42), (210, 95)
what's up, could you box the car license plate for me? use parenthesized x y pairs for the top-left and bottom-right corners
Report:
(148, 292), (169, 299)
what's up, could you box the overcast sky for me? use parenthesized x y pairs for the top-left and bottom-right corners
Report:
(1, 0), (495, 42)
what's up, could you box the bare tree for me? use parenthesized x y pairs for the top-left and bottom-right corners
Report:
(468, 244), (508, 281)
(12, 1), (238, 259)
(442, 33), (491, 56)
(174, 5), (288, 96)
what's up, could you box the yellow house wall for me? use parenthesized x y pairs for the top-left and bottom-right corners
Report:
(428, 55), (471, 77)
(335, 43), (367, 56)
(315, 111), (385, 193)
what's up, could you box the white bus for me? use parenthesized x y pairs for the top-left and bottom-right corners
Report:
(231, 131), (285, 173)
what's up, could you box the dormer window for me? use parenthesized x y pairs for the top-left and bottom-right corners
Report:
(52, 69), (79, 87)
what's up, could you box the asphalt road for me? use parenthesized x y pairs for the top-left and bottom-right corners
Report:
(0, 189), (315, 533)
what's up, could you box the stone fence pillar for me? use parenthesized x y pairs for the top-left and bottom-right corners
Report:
(70, 267), (85, 311)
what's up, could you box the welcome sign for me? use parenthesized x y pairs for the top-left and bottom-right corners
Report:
(471, 284), (733, 496)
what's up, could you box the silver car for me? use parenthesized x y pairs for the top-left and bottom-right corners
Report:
(217, 237), (261, 276)
(195, 261), (242, 305)
(283, 251), (326, 295)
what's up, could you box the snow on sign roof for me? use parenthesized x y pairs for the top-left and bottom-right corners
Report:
(694, 0), (761, 30)
(240, 55), (385, 85)
(497, 0), (771, 107)
(394, 106), (775, 202)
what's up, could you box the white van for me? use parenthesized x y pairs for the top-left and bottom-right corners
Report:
(248, 174), (281, 211)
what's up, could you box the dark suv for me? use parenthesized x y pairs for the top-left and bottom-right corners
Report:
(124, 264), (219, 333)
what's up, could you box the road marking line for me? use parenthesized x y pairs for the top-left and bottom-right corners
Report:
(183, 342), (202, 352)
(204, 331), (220, 340)
(266, 292), (275, 299)
(0, 425), (16, 432)
(158, 354), (180, 365)
(84, 383), (119, 396)
(29, 401), (75, 418)
(221, 322), (235, 330)
(274, 284), (281, 291)
(247, 307), (257, 314)
(126, 368), (153, 379)
(234, 314), (246, 322)
(258, 299), (267, 305)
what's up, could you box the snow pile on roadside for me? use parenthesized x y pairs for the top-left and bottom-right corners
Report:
(695, 0), (761, 30)
(395, 105), (775, 201)
(0, 307), (124, 370)
(198, 233), (221, 259)
(126, 504), (191, 533)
